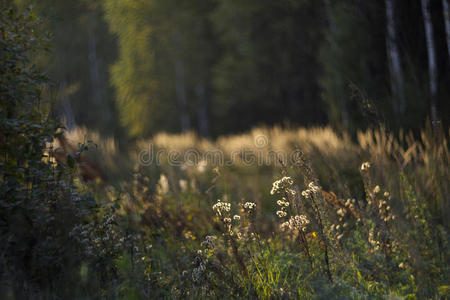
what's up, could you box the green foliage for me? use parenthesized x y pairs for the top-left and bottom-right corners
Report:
(0, 3), (101, 297)
(103, 0), (217, 137)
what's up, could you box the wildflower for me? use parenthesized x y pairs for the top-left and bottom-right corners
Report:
(156, 174), (169, 195)
(280, 222), (290, 231)
(277, 198), (289, 207)
(243, 202), (256, 210)
(384, 191), (390, 198)
(179, 179), (188, 192)
(301, 182), (320, 200)
(288, 215), (310, 231)
(308, 181), (320, 193)
(271, 176), (293, 195)
(360, 162), (371, 171)
(212, 199), (231, 216)
(197, 159), (207, 173)
(276, 210), (287, 218)
(223, 217), (231, 224)
(373, 185), (381, 194)
(337, 208), (346, 217)
(233, 215), (241, 221)
(301, 190), (311, 199)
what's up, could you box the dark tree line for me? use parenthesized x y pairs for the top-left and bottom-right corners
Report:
(17, 0), (450, 137)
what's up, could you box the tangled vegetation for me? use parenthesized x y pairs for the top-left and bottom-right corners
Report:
(43, 124), (450, 299)
(1, 3), (449, 299)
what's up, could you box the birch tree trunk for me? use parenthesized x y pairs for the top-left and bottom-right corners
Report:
(421, 0), (438, 123)
(443, 0), (450, 61)
(385, 0), (405, 115)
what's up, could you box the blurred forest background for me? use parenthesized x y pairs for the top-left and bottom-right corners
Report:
(13, 0), (450, 138)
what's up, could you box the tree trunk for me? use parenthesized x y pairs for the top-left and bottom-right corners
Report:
(323, 0), (337, 34)
(88, 34), (110, 123)
(443, 0), (450, 62)
(173, 30), (191, 132)
(195, 83), (209, 137)
(385, 0), (405, 115)
(175, 60), (190, 132)
(421, 0), (438, 123)
(88, 34), (102, 104)
(60, 81), (76, 131)
(323, 0), (349, 129)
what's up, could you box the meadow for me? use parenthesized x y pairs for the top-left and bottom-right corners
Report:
(2, 2), (449, 299)
(55, 124), (449, 298)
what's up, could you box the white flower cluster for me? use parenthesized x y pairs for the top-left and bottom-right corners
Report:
(212, 199), (231, 216)
(378, 199), (394, 222)
(330, 224), (345, 240)
(243, 201), (256, 211)
(276, 210), (287, 218)
(277, 198), (290, 207)
(344, 198), (356, 210)
(276, 197), (290, 218)
(373, 185), (381, 194)
(270, 176), (294, 195)
(368, 228), (380, 249)
(366, 185), (395, 223)
(360, 162), (371, 171)
(301, 181), (320, 199)
(280, 215), (310, 232)
(338, 207), (348, 217)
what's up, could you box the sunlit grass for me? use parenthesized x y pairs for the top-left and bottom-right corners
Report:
(59, 124), (450, 298)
